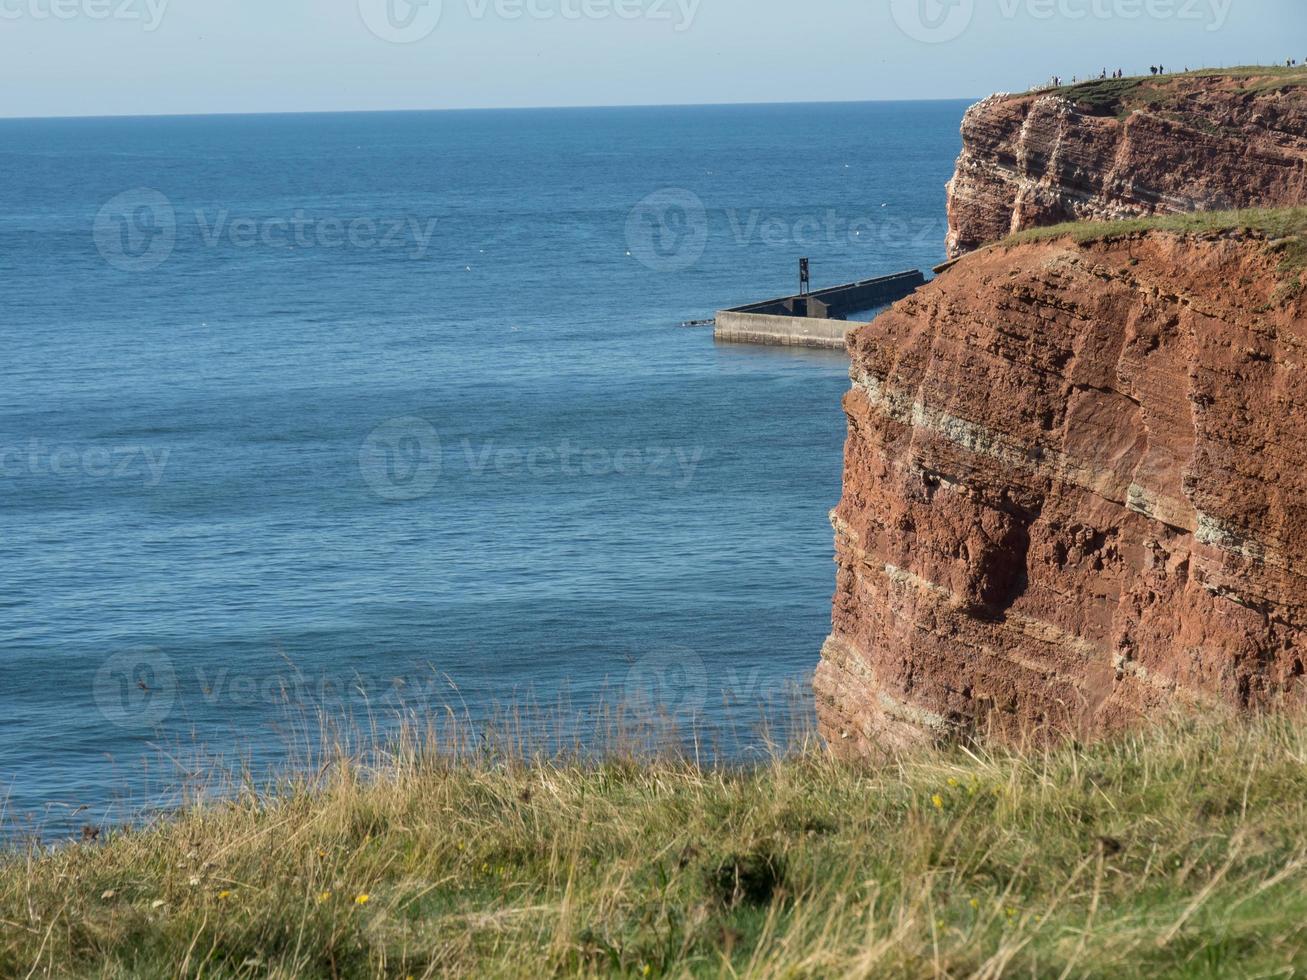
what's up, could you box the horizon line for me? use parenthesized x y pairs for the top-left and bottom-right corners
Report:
(0, 95), (983, 124)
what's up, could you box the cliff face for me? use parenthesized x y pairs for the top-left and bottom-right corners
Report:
(816, 223), (1307, 752)
(946, 72), (1307, 258)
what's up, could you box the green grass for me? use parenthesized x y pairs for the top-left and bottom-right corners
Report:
(1030, 65), (1307, 119)
(997, 207), (1307, 300)
(1001, 206), (1307, 247)
(5, 714), (1307, 977)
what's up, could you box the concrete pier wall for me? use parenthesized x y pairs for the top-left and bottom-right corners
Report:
(713, 311), (851, 349)
(714, 270), (925, 351)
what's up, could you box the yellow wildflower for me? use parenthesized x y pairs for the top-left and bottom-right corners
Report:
(931, 794), (944, 810)
(355, 894), (370, 906)
(217, 890), (231, 901)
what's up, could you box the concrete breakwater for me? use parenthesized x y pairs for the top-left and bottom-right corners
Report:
(714, 270), (925, 350)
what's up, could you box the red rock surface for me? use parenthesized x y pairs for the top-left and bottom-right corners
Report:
(816, 229), (1307, 752)
(946, 73), (1307, 258)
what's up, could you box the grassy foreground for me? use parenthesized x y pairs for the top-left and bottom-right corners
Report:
(4, 716), (1307, 978)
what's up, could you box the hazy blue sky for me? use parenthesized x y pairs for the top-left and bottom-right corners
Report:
(2, 0), (1303, 118)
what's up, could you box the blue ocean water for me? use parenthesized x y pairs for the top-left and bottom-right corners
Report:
(0, 101), (967, 836)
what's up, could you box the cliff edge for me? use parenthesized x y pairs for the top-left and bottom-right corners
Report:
(816, 210), (1307, 752)
(946, 69), (1307, 258)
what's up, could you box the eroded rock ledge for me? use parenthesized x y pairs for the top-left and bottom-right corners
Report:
(946, 71), (1307, 258)
(817, 226), (1307, 753)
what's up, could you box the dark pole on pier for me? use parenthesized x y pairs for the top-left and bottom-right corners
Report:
(799, 257), (810, 296)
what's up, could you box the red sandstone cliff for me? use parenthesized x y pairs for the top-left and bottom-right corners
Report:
(816, 220), (1307, 752)
(946, 71), (1307, 258)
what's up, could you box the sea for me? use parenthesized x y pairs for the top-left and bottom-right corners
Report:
(0, 100), (968, 838)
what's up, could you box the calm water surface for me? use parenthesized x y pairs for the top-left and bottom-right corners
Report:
(0, 101), (967, 836)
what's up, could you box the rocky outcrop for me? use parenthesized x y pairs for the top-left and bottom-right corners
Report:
(816, 224), (1307, 752)
(946, 72), (1307, 258)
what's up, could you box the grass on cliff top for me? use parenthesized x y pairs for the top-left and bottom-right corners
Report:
(998, 206), (1307, 298)
(1002, 206), (1307, 247)
(5, 714), (1307, 978)
(1033, 64), (1307, 117)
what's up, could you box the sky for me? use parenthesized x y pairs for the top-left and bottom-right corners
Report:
(1, 0), (1304, 118)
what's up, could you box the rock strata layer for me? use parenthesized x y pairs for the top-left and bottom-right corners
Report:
(946, 72), (1307, 258)
(816, 230), (1307, 752)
